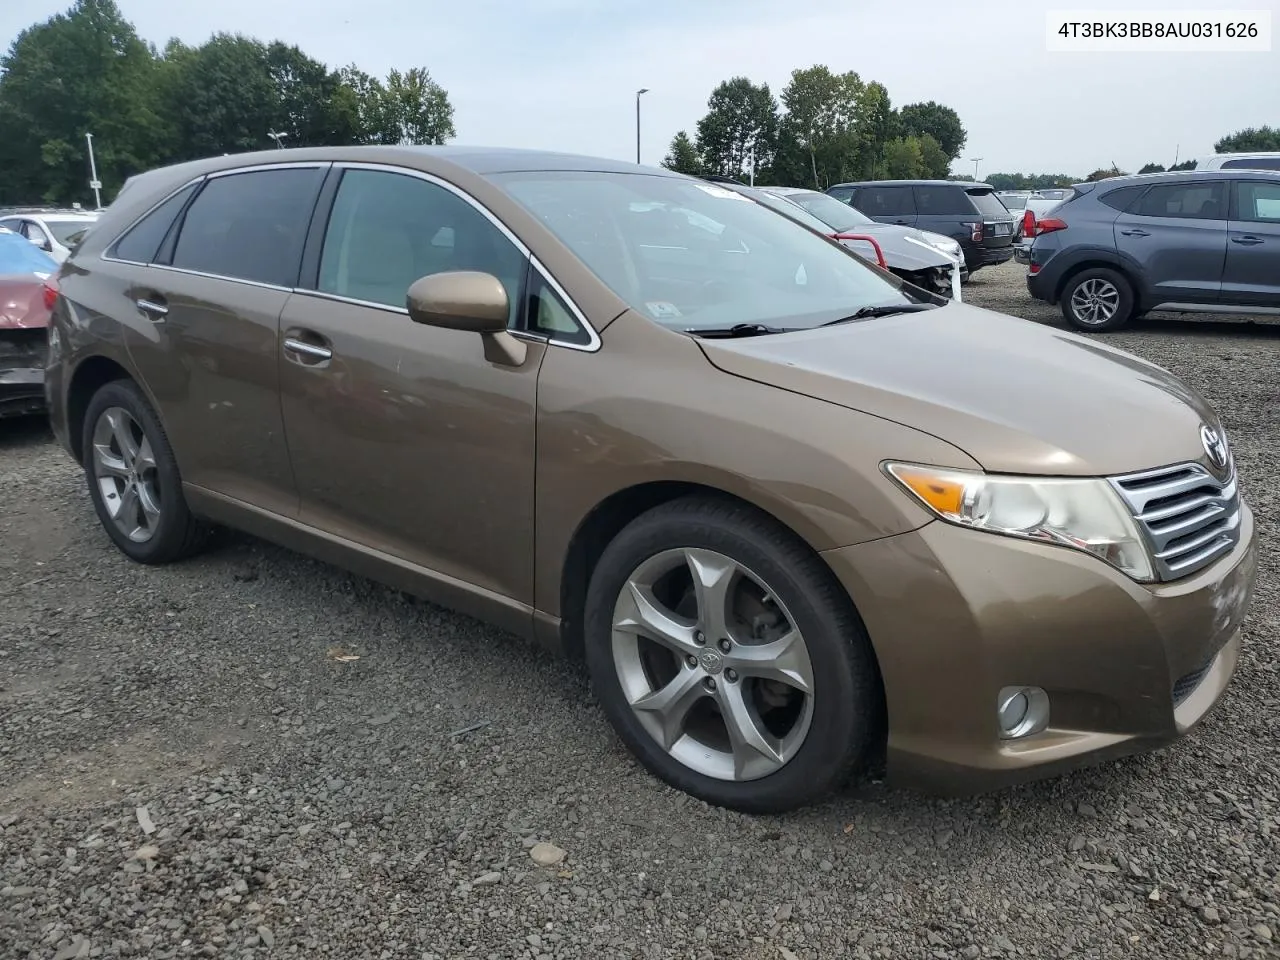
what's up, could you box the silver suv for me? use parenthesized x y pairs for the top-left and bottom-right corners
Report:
(1025, 170), (1280, 331)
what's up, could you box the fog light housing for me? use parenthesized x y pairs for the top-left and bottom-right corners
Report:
(997, 686), (1049, 740)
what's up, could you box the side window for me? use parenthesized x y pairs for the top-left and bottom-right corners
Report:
(1131, 182), (1227, 220)
(914, 186), (973, 215)
(1223, 158), (1280, 171)
(1234, 181), (1280, 223)
(110, 182), (199, 264)
(1098, 184), (1147, 212)
(526, 271), (590, 346)
(170, 168), (322, 286)
(827, 186), (856, 204)
(317, 169), (526, 322)
(858, 186), (915, 218)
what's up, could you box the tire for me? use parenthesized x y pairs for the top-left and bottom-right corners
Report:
(1060, 267), (1135, 331)
(583, 495), (881, 814)
(81, 378), (211, 564)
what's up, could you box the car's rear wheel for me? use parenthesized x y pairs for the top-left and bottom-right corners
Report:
(82, 379), (210, 564)
(1061, 268), (1135, 331)
(584, 496), (880, 813)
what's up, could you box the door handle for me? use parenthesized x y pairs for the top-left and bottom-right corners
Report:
(1120, 228), (1150, 237)
(283, 337), (333, 361)
(1231, 236), (1264, 245)
(135, 296), (168, 318)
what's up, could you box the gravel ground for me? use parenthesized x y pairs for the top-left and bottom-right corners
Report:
(2, 260), (1278, 960)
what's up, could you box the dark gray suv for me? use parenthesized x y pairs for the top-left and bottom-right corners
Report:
(1026, 169), (1280, 331)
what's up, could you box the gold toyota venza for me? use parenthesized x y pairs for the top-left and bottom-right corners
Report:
(45, 147), (1257, 812)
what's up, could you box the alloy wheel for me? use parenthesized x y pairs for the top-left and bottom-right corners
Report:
(91, 406), (162, 543)
(610, 547), (815, 782)
(1069, 278), (1121, 326)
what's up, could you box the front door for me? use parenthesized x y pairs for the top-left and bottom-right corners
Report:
(1113, 180), (1228, 306)
(277, 165), (542, 604)
(1222, 179), (1280, 307)
(853, 185), (917, 226)
(118, 164), (327, 516)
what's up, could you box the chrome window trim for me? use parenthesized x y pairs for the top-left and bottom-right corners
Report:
(148, 262), (295, 293)
(101, 175), (205, 266)
(324, 161), (602, 353)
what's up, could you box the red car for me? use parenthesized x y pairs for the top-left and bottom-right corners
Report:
(0, 228), (58, 418)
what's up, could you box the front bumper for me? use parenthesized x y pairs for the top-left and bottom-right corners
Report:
(822, 502), (1257, 794)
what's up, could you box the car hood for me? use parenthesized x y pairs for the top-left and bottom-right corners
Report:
(0, 274), (50, 330)
(698, 301), (1218, 476)
(841, 223), (954, 270)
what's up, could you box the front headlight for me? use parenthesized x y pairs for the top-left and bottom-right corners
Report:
(885, 462), (1154, 582)
(927, 238), (961, 257)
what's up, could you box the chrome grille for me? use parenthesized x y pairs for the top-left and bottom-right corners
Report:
(1109, 461), (1241, 582)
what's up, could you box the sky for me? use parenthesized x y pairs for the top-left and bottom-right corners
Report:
(3, 0), (1277, 178)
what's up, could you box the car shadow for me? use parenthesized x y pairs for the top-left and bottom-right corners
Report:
(0, 414), (53, 449)
(1136, 314), (1280, 338)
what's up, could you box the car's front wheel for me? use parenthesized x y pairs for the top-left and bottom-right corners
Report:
(1060, 267), (1135, 331)
(81, 379), (211, 564)
(584, 496), (880, 813)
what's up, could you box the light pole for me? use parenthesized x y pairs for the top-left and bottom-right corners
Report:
(969, 157), (983, 181)
(267, 130), (288, 150)
(85, 132), (102, 210)
(635, 88), (649, 164)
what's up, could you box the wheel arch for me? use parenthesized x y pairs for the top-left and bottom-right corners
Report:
(66, 354), (136, 464)
(1052, 254), (1146, 307)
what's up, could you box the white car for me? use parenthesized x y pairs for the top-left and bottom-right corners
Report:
(1193, 152), (1280, 171)
(0, 211), (101, 263)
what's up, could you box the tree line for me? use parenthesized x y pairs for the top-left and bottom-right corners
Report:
(661, 67), (968, 188)
(0, 0), (456, 205)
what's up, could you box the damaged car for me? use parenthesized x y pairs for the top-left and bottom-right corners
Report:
(706, 179), (965, 301)
(0, 227), (57, 418)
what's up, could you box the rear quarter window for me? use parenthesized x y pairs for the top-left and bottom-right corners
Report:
(1097, 184), (1148, 212)
(915, 186), (975, 216)
(109, 182), (200, 264)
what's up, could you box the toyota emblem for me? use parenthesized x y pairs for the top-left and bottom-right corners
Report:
(1200, 424), (1229, 471)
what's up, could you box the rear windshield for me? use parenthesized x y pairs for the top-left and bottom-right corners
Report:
(967, 189), (1013, 219)
(46, 219), (94, 244)
(999, 195), (1029, 211)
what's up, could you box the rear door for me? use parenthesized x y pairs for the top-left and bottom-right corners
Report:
(1222, 178), (1280, 306)
(118, 163), (327, 516)
(849, 185), (917, 226)
(913, 185), (980, 245)
(1113, 180), (1228, 306)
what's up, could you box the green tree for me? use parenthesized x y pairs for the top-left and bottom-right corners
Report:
(265, 41), (355, 147)
(773, 65), (863, 189)
(882, 136), (924, 179)
(898, 101), (966, 161)
(661, 131), (703, 175)
(1138, 162), (1166, 174)
(162, 34), (278, 160)
(1169, 159), (1196, 171)
(0, 0), (169, 205)
(695, 77), (779, 181)
(1214, 126), (1280, 152)
(1085, 166), (1127, 182)
(852, 81), (896, 179)
(915, 133), (950, 179)
(379, 67), (455, 145)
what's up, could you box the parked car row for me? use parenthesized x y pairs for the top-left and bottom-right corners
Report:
(0, 208), (100, 263)
(37, 145), (1257, 814)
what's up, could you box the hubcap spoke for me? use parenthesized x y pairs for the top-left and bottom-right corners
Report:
(116, 484), (142, 535)
(93, 443), (129, 477)
(613, 581), (700, 658)
(715, 681), (786, 779)
(684, 549), (736, 642)
(135, 436), (157, 473)
(729, 630), (814, 694)
(107, 409), (140, 467)
(631, 667), (707, 750)
(137, 483), (161, 529)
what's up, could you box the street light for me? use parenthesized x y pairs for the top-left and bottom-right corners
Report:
(85, 132), (102, 210)
(635, 88), (649, 164)
(969, 157), (983, 180)
(267, 130), (288, 150)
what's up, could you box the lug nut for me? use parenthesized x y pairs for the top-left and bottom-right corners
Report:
(725, 669), (738, 683)
(703, 677), (717, 692)
(685, 655), (697, 668)
(718, 638), (732, 653)
(693, 631), (706, 645)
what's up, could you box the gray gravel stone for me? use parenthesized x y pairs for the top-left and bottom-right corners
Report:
(1, 263), (1278, 959)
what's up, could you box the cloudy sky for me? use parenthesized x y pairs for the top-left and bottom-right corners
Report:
(4, 0), (1276, 177)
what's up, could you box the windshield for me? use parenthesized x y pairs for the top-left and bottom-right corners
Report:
(772, 190), (874, 232)
(0, 232), (57, 275)
(496, 171), (925, 332)
(46, 219), (94, 244)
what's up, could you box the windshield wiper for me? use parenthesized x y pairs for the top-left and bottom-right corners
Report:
(819, 303), (937, 327)
(686, 322), (795, 338)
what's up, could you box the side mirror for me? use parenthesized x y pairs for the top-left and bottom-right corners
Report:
(406, 271), (526, 366)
